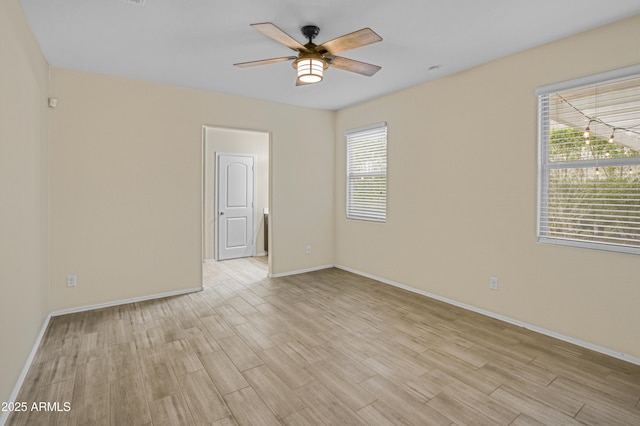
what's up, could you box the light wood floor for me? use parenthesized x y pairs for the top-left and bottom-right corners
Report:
(8, 257), (640, 425)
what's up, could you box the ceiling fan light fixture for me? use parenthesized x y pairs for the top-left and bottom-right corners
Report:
(295, 57), (326, 84)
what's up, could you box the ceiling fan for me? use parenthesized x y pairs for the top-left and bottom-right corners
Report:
(234, 23), (382, 86)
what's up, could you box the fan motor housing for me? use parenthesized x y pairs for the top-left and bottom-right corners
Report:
(301, 25), (320, 41)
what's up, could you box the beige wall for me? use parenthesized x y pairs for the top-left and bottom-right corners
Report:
(49, 68), (335, 311)
(0, 0), (50, 407)
(335, 14), (640, 359)
(203, 127), (270, 260)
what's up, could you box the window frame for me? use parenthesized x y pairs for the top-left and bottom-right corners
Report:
(346, 122), (388, 223)
(536, 64), (640, 255)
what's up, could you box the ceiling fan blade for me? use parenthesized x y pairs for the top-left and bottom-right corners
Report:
(318, 28), (382, 55)
(327, 56), (381, 76)
(234, 56), (296, 68)
(251, 22), (307, 52)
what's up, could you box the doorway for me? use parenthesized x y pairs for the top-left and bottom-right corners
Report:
(202, 126), (270, 265)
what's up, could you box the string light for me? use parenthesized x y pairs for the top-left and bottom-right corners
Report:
(558, 95), (640, 144)
(583, 119), (593, 139)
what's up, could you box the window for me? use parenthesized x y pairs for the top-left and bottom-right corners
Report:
(346, 123), (387, 222)
(537, 65), (640, 254)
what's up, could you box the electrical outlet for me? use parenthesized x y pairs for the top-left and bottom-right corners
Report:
(305, 245), (311, 255)
(67, 274), (77, 287)
(489, 277), (498, 291)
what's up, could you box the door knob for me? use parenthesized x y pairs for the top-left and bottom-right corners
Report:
(220, 212), (224, 215)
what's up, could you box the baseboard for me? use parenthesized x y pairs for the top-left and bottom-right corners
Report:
(0, 312), (52, 426)
(335, 264), (640, 366)
(51, 287), (202, 317)
(268, 264), (333, 278)
(255, 252), (268, 257)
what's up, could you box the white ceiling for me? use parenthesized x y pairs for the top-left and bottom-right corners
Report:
(19, 0), (640, 111)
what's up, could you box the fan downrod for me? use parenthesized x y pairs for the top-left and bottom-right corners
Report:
(300, 25), (320, 43)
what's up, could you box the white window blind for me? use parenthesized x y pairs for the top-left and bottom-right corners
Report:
(346, 123), (387, 222)
(537, 66), (640, 254)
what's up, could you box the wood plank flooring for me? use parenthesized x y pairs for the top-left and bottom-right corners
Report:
(8, 257), (640, 425)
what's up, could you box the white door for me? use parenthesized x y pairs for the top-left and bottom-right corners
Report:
(216, 154), (255, 260)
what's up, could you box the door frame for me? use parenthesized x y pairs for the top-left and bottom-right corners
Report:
(215, 152), (257, 260)
(201, 125), (272, 276)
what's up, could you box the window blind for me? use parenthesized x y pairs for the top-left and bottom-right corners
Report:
(346, 123), (387, 222)
(537, 68), (640, 254)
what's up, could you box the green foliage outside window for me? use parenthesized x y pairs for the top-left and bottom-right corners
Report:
(546, 128), (640, 245)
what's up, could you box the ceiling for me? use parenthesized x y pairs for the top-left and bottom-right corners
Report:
(19, 0), (640, 111)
